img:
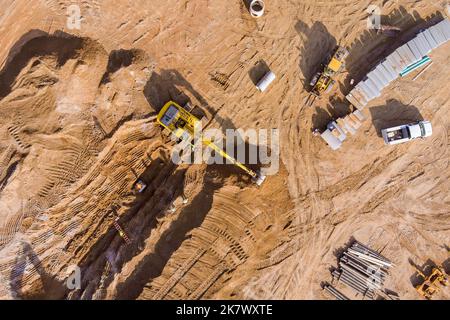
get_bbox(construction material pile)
[323,283,349,300]
[331,241,393,300]
[322,18,450,151]
[346,18,450,111]
[320,109,366,151]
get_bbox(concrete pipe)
[256,70,276,92]
[250,0,265,18]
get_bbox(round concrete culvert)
[250,0,265,18]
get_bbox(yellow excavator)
[157,101,266,186]
[414,264,448,299]
[309,46,349,98]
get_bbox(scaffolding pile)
[331,241,393,300]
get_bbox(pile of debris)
[325,241,397,300]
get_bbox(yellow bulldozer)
[309,46,349,99]
[414,264,448,299]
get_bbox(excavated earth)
[0,0,448,300]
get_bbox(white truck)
[381,121,432,145]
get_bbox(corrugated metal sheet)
[337,118,354,135]
[366,72,384,91]
[386,53,405,74]
[352,110,366,122]
[429,25,446,45]
[392,48,410,69]
[361,80,380,98]
[374,66,391,85]
[422,29,439,49]
[377,64,395,82]
[407,41,423,61]
[380,60,398,80]
[435,24,448,43]
[415,33,432,55]
[357,82,375,100]
[342,119,357,135]
[354,83,371,101]
[398,44,417,65]
[372,71,389,89]
[415,37,428,56]
[353,83,370,101]
[345,93,364,110]
[352,86,370,104]
[344,19,449,115]
[348,113,362,128]
[321,130,342,150]
[346,86,369,109]
[330,122,346,140]
[365,79,381,97]
[436,19,450,40]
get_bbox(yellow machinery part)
[328,58,343,73]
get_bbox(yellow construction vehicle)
[133,179,147,193]
[309,46,349,98]
[414,264,448,299]
[157,101,266,186]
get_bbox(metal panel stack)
[332,241,393,300]
[346,18,450,110]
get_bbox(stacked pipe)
[323,283,350,300]
[332,241,393,299]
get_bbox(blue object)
[400,56,431,77]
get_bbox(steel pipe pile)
[331,241,393,299]
[333,270,370,296]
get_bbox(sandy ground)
[0,0,449,300]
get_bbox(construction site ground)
[0,0,449,300]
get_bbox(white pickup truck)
[381,121,432,145]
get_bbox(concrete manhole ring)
[250,0,265,18]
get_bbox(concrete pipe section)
[250,0,265,18]
[256,71,276,92]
